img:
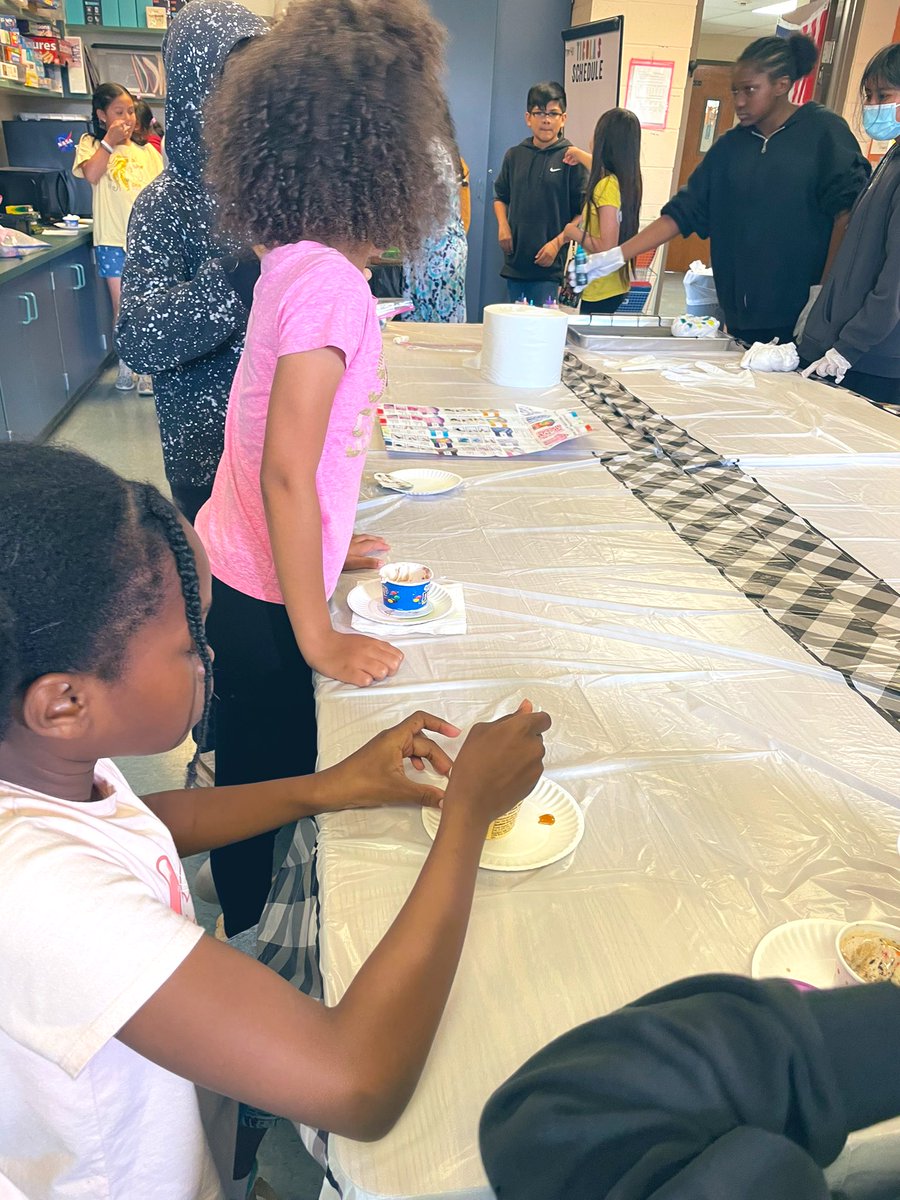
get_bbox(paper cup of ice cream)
[485,801,524,841]
[379,561,433,612]
[835,920,900,987]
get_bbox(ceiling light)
[751,1,798,13]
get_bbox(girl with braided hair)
[0,442,549,1199]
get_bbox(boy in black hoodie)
[494,81,588,305]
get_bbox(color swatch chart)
[376,403,594,457]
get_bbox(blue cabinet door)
[0,289,35,439]
[0,266,69,440]
[51,244,107,397]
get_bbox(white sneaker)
[137,374,154,395]
[115,361,135,391]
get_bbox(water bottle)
[574,243,588,289]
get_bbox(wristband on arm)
[100,139,114,154]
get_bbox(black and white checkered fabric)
[564,354,900,727]
[256,816,337,1183]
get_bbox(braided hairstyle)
[0,443,212,785]
[737,33,820,87]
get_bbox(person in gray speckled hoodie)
[117,0,268,522]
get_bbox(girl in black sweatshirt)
[573,35,870,347]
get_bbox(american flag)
[776,1,830,106]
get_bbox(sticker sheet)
[376,403,594,457]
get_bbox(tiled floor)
[50,366,324,1200]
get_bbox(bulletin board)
[624,58,675,131]
[560,16,623,151]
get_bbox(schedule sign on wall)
[561,16,623,152]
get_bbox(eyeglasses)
[528,108,564,119]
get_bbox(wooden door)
[666,63,736,275]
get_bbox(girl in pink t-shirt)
[195,0,455,937]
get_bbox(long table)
[259,326,900,1200]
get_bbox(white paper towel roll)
[480,303,569,388]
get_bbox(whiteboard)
[561,16,623,152]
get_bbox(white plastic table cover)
[294,326,900,1200]
[575,345,900,467]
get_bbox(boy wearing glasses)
[493,81,588,304]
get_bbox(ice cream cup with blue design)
[379,561,433,613]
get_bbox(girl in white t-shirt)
[0,440,549,1200]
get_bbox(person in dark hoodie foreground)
[571,35,870,346]
[493,80,588,305]
[800,44,900,407]
[116,0,268,524]
[480,974,900,1200]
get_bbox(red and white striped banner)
[776,1,829,105]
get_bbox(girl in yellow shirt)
[74,83,162,390]
[556,107,643,314]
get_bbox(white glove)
[568,246,625,292]
[801,347,851,384]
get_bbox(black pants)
[729,325,798,348]
[170,482,213,525]
[841,369,900,407]
[579,294,625,315]
[205,577,318,936]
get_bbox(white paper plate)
[53,219,90,229]
[347,578,453,625]
[751,918,845,988]
[376,469,462,496]
[421,777,584,872]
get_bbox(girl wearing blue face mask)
[800,44,900,405]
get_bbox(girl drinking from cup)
[74,83,162,391]
[0,440,549,1198]
[195,0,453,936]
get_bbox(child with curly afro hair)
[195,0,453,940]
